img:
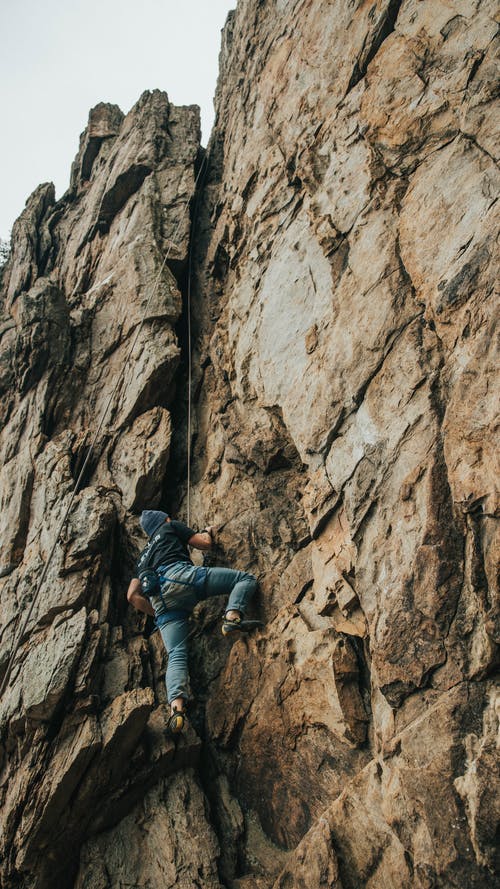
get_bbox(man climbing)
[126,510,262,736]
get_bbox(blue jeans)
[158,564,257,703]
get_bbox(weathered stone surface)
[0,1,498,887]
[274,682,499,889]
[273,816,343,889]
[13,715,102,873]
[74,772,221,889]
[3,183,55,305]
[71,102,124,186]
[0,90,215,888]
[110,406,172,509]
[183,0,498,883]
[0,608,88,729]
[0,444,34,573]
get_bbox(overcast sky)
[0,0,235,241]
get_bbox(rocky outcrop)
[0,2,498,888]
[184,0,499,885]
[0,90,210,887]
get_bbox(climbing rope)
[186,213,193,528]
[0,151,208,700]
[185,154,208,526]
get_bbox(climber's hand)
[188,528,213,551]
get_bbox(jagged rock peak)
[0,86,204,886]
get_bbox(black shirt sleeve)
[170,519,197,544]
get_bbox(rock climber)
[126,510,262,736]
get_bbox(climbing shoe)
[167,708,186,736]
[221,616,264,636]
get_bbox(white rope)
[185,152,208,527]
[0,153,208,700]
[187,222,193,528]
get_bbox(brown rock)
[0,89,214,887]
[1,1,498,887]
[74,772,221,889]
[110,406,172,509]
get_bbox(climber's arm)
[127,577,155,616]
[188,526,213,551]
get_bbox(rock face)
[187,0,499,885]
[0,2,498,888]
[0,90,210,887]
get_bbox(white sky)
[0,0,235,241]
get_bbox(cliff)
[0,2,498,888]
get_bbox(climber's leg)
[204,566,257,614]
[203,567,263,635]
[159,618,189,732]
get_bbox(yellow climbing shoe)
[167,708,186,736]
[222,616,264,636]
